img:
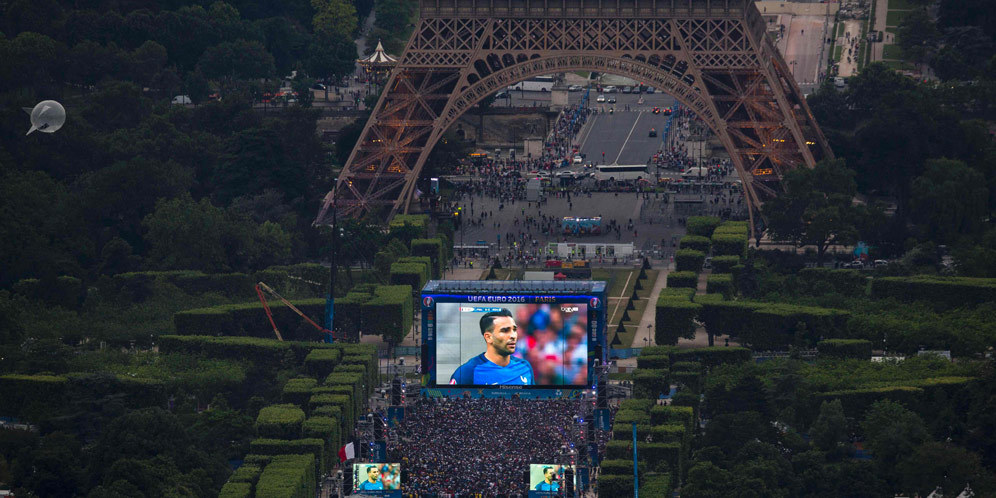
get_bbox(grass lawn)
[836,22,844,38]
[834,45,843,60]
[887,0,914,10]
[886,27,898,34]
[886,10,910,27]
[882,44,904,60]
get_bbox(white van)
[681,166,709,178]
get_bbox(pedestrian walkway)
[631,269,669,348]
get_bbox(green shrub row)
[281,378,318,408]
[649,405,694,428]
[218,481,252,498]
[254,453,317,498]
[705,273,734,298]
[173,298,327,340]
[654,293,700,345]
[686,216,721,237]
[695,296,849,350]
[606,440,681,472]
[711,255,741,273]
[158,335,340,371]
[817,339,872,359]
[303,349,342,379]
[256,404,306,439]
[249,438,325,476]
[411,238,445,279]
[633,369,670,399]
[676,249,706,273]
[666,271,698,289]
[796,268,869,297]
[12,275,83,308]
[390,257,430,291]
[678,235,712,253]
[870,276,996,309]
[711,233,747,258]
[302,416,341,459]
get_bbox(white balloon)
[24,100,66,135]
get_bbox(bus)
[596,164,648,174]
[509,75,556,92]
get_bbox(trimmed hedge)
[671,361,701,373]
[218,481,253,498]
[649,405,694,428]
[600,459,648,478]
[282,379,318,408]
[642,473,674,497]
[816,386,923,420]
[633,369,670,399]
[303,349,341,379]
[654,297,700,345]
[0,374,68,420]
[636,355,671,369]
[797,268,869,297]
[614,409,652,424]
[671,371,702,393]
[361,285,413,344]
[675,249,706,273]
[711,255,741,273]
[229,464,263,484]
[411,238,445,279]
[694,297,850,350]
[390,257,431,291]
[12,275,83,308]
[249,438,325,477]
[870,276,996,309]
[666,271,698,289]
[605,441,681,472]
[711,233,747,258]
[817,339,872,359]
[678,235,711,253]
[669,347,751,368]
[302,416,341,457]
[254,263,329,299]
[311,405,342,420]
[256,404,306,439]
[686,216,721,237]
[173,298,327,340]
[333,291,371,338]
[158,335,340,370]
[619,399,656,412]
[255,453,316,498]
[599,474,636,496]
[705,273,734,298]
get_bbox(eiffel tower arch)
[315,0,833,229]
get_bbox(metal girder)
[314,0,833,228]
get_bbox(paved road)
[777,15,828,86]
[577,109,673,166]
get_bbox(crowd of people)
[391,398,594,497]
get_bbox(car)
[652,106,661,114]
[622,86,632,93]
[495,90,510,99]
[645,87,655,94]
[844,261,864,269]
[171,95,192,105]
[311,83,326,90]
[573,155,583,164]
[649,128,657,137]
[567,85,582,91]
[604,85,618,93]
[607,97,617,103]
[596,94,606,102]
[873,259,889,268]
[663,107,672,115]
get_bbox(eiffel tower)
[315,0,832,228]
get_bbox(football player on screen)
[357,465,383,491]
[534,467,561,492]
[450,309,535,385]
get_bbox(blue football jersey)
[358,480,383,490]
[534,481,560,491]
[450,353,535,385]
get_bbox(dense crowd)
[391,398,594,497]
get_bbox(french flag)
[337,441,355,462]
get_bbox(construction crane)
[255,282,336,342]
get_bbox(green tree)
[142,194,233,271]
[861,400,928,472]
[911,158,988,243]
[311,0,358,40]
[896,8,939,65]
[762,159,859,263]
[307,31,358,87]
[197,39,275,82]
[897,442,996,496]
[809,399,848,457]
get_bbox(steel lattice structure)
[315,0,832,227]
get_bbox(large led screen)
[352,463,401,492]
[434,302,589,387]
[528,464,574,495]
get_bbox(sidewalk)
[631,269,669,348]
